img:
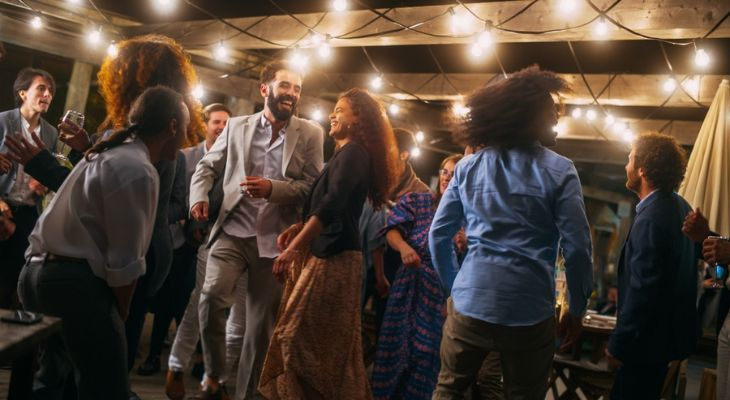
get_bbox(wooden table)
[0,309,61,400]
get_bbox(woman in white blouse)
[17,86,188,400]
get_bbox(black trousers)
[0,204,38,308]
[611,361,668,400]
[18,259,129,400]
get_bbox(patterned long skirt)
[370,261,446,399]
[258,250,372,400]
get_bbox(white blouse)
[26,138,159,287]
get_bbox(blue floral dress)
[371,192,445,399]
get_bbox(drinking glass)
[709,236,729,288]
[56,110,84,168]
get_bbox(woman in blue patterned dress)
[371,154,463,399]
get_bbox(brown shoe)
[165,369,185,400]
[188,385,226,400]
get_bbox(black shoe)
[191,361,205,381]
[137,356,161,376]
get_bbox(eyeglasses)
[439,168,454,179]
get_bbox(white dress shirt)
[6,117,40,206]
[223,115,286,243]
[26,138,159,287]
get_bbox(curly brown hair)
[632,132,687,192]
[97,34,204,147]
[454,65,569,148]
[339,88,399,209]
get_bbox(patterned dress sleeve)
[384,192,417,238]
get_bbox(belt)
[46,253,87,264]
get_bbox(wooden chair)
[661,359,687,400]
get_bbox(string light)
[553,121,567,136]
[586,108,597,121]
[453,102,470,118]
[107,43,118,58]
[388,103,400,116]
[410,147,421,158]
[214,41,229,60]
[370,75,383,90]
[662,78,677,92]
[332,0,347,12]
[469,43,485,58]
[694,48,710,68]
[605,113,615,125]
[415,131,425,143]
[318,40,331,59]
[87,27,102,46]
[309,31,324,46]
[477,21,494,48]
[558,0,577,15]
[289,48,309,72]
[594,17,608,37]
[30,15,43,30]
[312,108,323,121]
[571,107,582,119]
[621,124,635,143]
[192,84,204,101]
[153,0,177,14]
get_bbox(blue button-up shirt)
[429,145,593,326]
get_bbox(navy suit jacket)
[608,190,699,364]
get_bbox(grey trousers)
[18,259,129,400]
[433,299,554,400]
[199,232,281,400]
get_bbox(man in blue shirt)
[429,66,593,399]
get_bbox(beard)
[625,171,641,193]
[267,87,297,122]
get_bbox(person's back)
[450,144,590,326]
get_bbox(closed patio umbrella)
[679,79,730,236]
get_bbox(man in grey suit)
[0,67,58,308]
[189,60,324,400]
[166,103,247,399]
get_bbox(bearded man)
[188,60,323,399]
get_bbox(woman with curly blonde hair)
[259,88,399,399]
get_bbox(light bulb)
[469,43,485,58]
[289,49,309,72]
[370,75,383,90]
[571,108,582,119]
[107,43,118,58]
[559,0,577,14]
[594,17,608,37]
[694,49,710,68]
[410,147,421,158]
[453,103,470,118]
[586,108,597,121]
[88,27,102,46]
[663,78,677,93]
[333,0,347,12]
[389,103,400,116]
[153,0,176,13]
[683,77,700,96]
[30,15,42,29]
[605,114,615,125]
[477,30,493,49]
[318,42,331,59]
[312,108,323,121]
[415,131,425,143]
[192,84,204,101]
[214,42,229,60]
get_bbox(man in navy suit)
[607,132,699,399]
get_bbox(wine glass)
[56,110,84,168]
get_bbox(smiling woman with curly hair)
[259,88,399,399]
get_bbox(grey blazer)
[0,108,59,198]
[189,112,324,257]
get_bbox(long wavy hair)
[85,86,184,160]
[339,88,399,209]
[454,65,570,148]
[97,34,204,147]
